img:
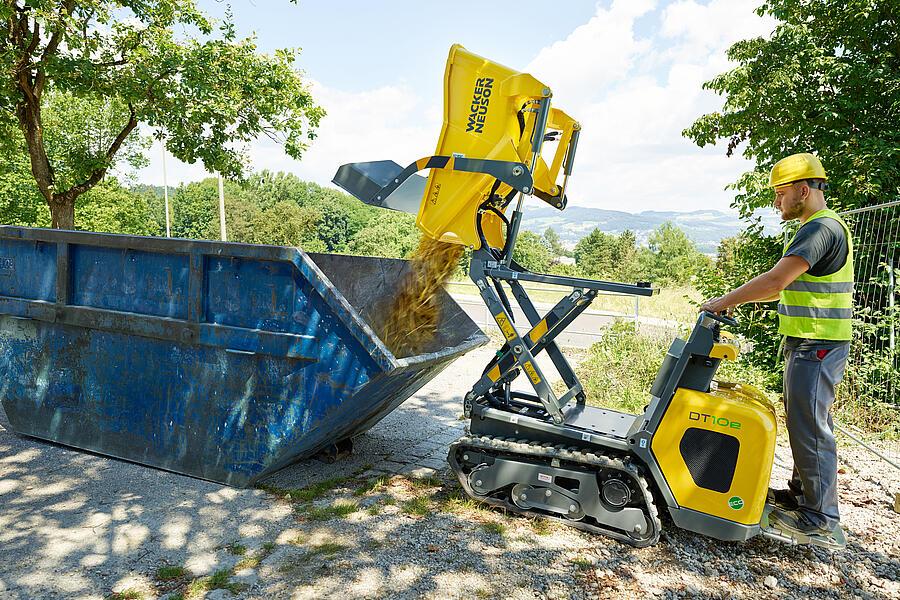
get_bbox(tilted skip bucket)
[0,226,487,486]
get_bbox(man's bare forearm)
[720,272,784,307]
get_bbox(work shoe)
[768,508,846,550]
[767,487,800,510]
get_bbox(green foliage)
[574,229,642,281]
[347,211,420,259]
[578,321,669,414]
[167,177,325,250]
[0,152,49,226]
[574,224,704,285]
[0,1,323,226]
[695,223,784,389]
[684,0,900,402]
[512,231,553,272]
[76,179,158,235]
[683,0,900,216]
[41,92,150,192]
[244,172,372,251]
[645,222,711,286]
[542,227,569,257]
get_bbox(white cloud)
[521,0,777,213]
[138,0,779,216]
[526,0,656,109]
[287,81,438,184]
[139,80,439,190]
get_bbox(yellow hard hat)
[769,153,827,188]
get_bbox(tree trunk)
[50,199,75,230]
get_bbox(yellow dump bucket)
[419,45,578,250]
[333,44,579,251]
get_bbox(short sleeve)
[784,221,834,270]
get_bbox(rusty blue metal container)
[0,226,486,486]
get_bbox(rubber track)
[449,434,662,547]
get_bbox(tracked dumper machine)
[334,45,831,548]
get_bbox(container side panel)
[204,256,301,333]
[0,239,56,302]
[0,315,376,486]
[70,245,190,319]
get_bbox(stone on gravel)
[764,575,778,589]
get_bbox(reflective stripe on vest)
[777,208,854,340]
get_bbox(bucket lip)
[395,328,489,369]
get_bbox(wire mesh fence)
[836,201,900,465]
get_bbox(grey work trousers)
[782,339,850,530]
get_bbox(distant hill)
[520,204,781,254]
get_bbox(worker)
[700,153,852,549]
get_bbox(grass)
[481,521,507,536]
[184,569,245,599]
[530,517,553,536]
[106,591,144,600]
[571,557,595,571]
[576,321,670,414]
[305,499,358,521]
[306,542,349,558]
[353,475,389,497]
[401,496,431,517]
[154,540,279,600]
[155,565,187,581]
[278,541,348,575]
[258,476,352,503]
[409,475,443,489]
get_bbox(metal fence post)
[633,296,640,331]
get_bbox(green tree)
[574,228,643,281]
[0,150,48,226]
[683,0,900,397]
[645,222,708,285]
[1,1,323,228]
[513,231,553,272]
[683,0,900,216]
[169,178,222,240]
[574,229,618,278]
[75,178,157,235]
[244,172,373,251]
[695,223,784,388]
[347,211,420,259]
[247,201,324,251]
[542,227,569,257]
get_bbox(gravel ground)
[0,345,898,600]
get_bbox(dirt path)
[0,345,898,599]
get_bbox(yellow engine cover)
[651,383,777,525]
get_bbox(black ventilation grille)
[679,427,739,493]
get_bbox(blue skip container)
[0,226,486,486]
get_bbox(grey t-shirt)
[784,217,849,277]
[783,216,851,348]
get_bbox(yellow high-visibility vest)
[778,208,854,340]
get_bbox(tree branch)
[56,103,138,203]
[35,0,75,96]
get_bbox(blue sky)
[140,0,778,214]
